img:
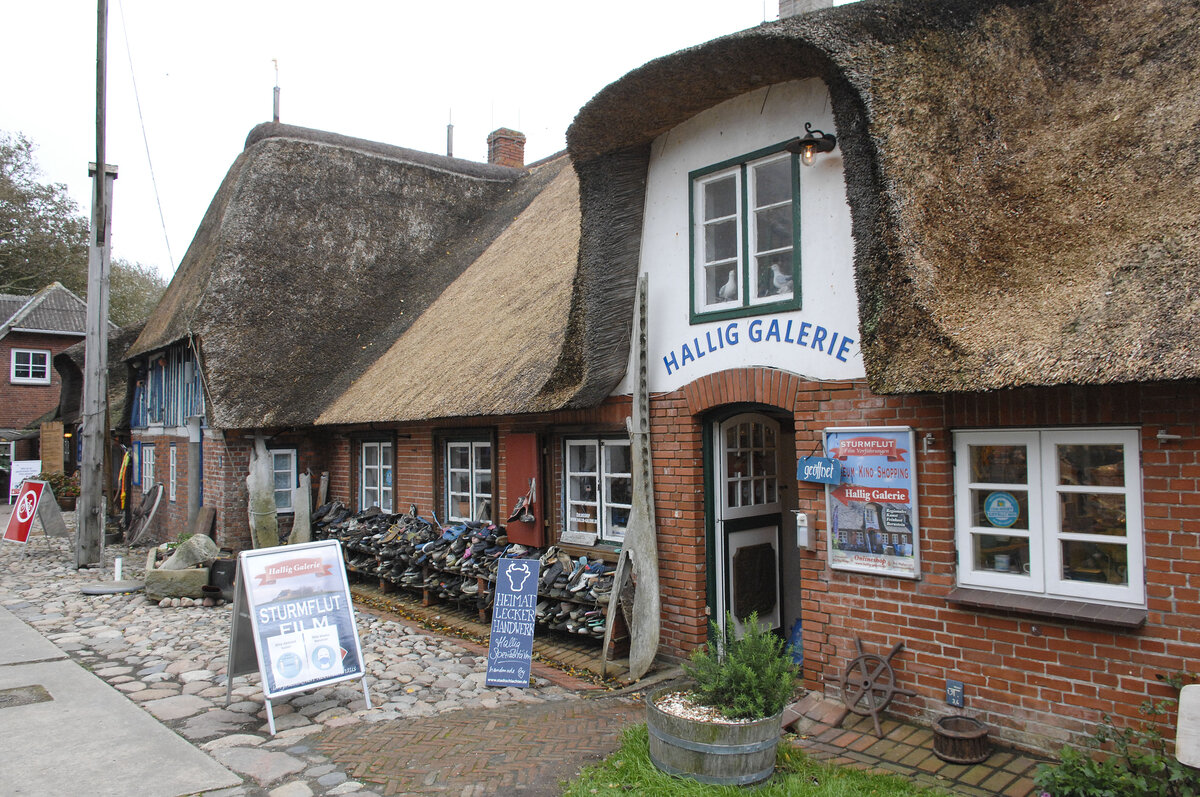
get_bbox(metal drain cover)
[0,685,52,710]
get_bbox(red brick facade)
[0,331,83,429]
[650,368,1198,753]
[143,364,1196,754]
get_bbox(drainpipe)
[186,415,202,532]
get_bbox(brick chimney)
[487,128,526,168]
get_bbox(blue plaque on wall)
[485,558,541,688]
[797,456,842,485]
[946,679,965,707]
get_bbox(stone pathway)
[316,696,641,796]
[0,528,594,796]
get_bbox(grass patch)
[562,724,939,796]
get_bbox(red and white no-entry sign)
[4,480,46,544]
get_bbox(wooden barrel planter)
[646,686,782,786]
[932,715,991,764]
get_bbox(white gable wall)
[614,79,863,396]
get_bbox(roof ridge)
[0,282,91,340]
[244,122,528,182]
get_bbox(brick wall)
[186,372,1197,754]
[0,331,83,428]
[663,367,1200,754]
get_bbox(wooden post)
[77,0,112,568]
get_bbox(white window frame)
[168,445,178,502]
[445,440,492,523]
[564,438,632,543]
[271,448,297,514]
[953,427,1143,607]
[719,414,781,521]
[10,348,51,385]
[360,441,393,513]
[141,444,156,488]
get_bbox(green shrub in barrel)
[648,612,799,785]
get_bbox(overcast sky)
[3,1,785,280]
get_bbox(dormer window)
[691,144,801,322]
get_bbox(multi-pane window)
[565,439,632,543]
[445,441,492,522]
[723,419,779,513]
[10,349,50,384]
[692,147,799,320]
[271,449,297,513]
[954,428,1143,606]
[142,444,156,487]
[360,441,393,513]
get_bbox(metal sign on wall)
[797,455,842,485]
[824,427,921,579]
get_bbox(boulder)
[146,563,211,601]
[161,534,219,570]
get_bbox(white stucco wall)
[615,79,863,396]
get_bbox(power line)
[116,0,175,272]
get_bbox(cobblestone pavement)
[1,526,631,797]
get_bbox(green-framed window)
[690,142,801,323]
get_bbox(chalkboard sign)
[486,558,540,688]
[230,540,366,700]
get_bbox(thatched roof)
[127,123,572,429]
[568,0,1200,393]
[317,161,582,424]
[55,323,143,431]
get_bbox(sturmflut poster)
[824,427,921,579]
[239,540,365,698]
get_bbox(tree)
[110,257,166,326]
[0,130,166,325]
[0,132,89,295]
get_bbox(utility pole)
[77,0,112,568]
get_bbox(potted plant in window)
[35,471,80,511]
[647,611,799,786]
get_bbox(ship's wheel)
[828,637,916,736]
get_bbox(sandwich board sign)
[486,557,540,687]
[3,480,70,547]
[8,459,40,503]
[224,539,370,733]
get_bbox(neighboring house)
[128,0,1199,756]
[0,282,98,485]
[54,323,143,517]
